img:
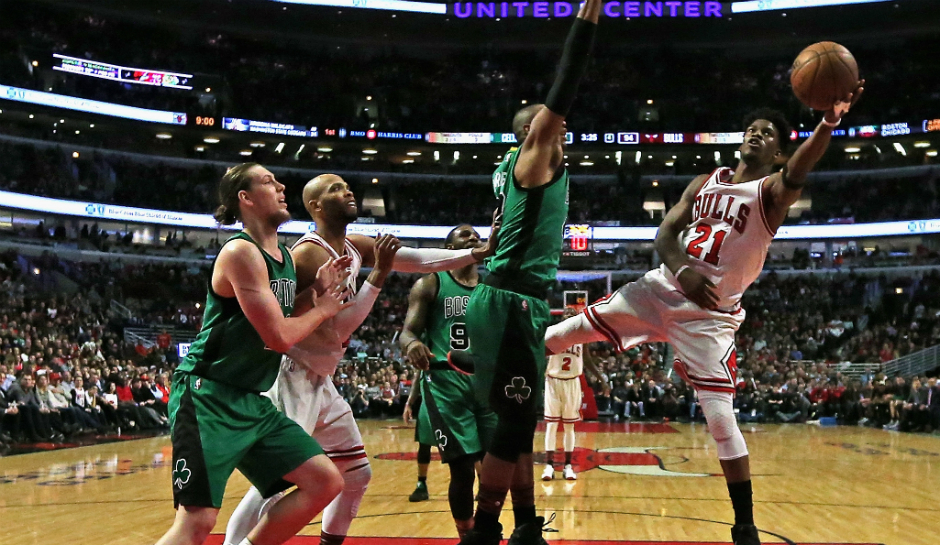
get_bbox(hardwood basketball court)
[0,420,932,545]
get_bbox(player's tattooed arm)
[399,274,440,371]
[655,175,719,310]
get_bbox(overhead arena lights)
[730,0,892,14]
[270,0,446,14]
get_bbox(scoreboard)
[564,224,593,254]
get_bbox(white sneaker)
[563,464,577,480]
[541,464,554,481]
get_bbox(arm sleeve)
[545,18,598,117]
[393,247,477,274]
[331,281,382,340]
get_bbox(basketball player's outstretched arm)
[347,209,501,273]
[215,239,349,353]
[399,274,440,371]
[514,0,601,188]
[764,80,865,218]
[654,175,719,310]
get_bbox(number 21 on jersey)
[686,224,727,266]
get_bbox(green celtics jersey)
[179,232,296,392]
[423,272,474,362]
[487,145,569,290]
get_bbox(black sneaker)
[408,483,429,502]
[731,524,761,545]
[456,524,502,545]
[507,516,551,545]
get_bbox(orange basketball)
[790,42,859,111]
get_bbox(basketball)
[790,41,859,111]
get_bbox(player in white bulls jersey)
[225,174,500,545]
[542,308,600,482]
[545,83,863,545]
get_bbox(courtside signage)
[2,190,938,241]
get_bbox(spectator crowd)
[4,246,940,455]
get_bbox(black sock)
[546,450,554,465]
[564,451,572,465]
[513,505,537,528]
[320,531,346,545]
[727,480,754,526]
[474,509,501,534]
[418,476,427,483]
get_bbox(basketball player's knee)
[699,390,748,460]
[296,456,345,498]
[183,507,218,540]
[488,416,537,462]
[340,459,372,492]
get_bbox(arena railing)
[883,344,940,378]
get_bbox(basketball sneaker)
[456,523,502,545]
[541,464,554,481]
[563,464,577,480]
[409,481,429,502]
[731,524,761,545]
[507,516,551,545]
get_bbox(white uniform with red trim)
[582,168,774,393]
[265,231,366,463]
[544,344,584,423]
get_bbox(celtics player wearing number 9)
[399,224,497,539]
[157,163,351,545]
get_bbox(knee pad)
[322,459,371,536]
[337,458,372,491]
[488,416,537,462]
[698,390,748,460]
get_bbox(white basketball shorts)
[265,357,366,463]
[544,375,583,423]
[583,270,744,394]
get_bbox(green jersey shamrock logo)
[173,459,192,489]
[505,377,531,404]
[435,429,448,451]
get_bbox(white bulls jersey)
[660,167,775,310]
[547,343,584,380]
[285,232,363,376]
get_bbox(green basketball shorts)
[467,283,551,419]
[168,372,324,508]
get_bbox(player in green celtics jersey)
[400,224,497,539]
[157,163,351,545]
[462,1,602,544]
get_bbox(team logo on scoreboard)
[564,224,593,252]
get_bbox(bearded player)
[546,84,863,545]
[225,174,500,545]
[541,307,601,482]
